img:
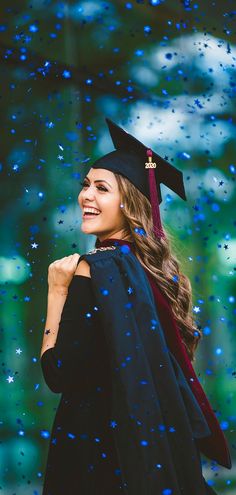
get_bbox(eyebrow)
[84,176,112,188]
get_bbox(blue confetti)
[120,244,130,254]
[67,432,76,439]
[135,49,144,57]
[220,421,229,430]
[40,430,50,439]
[100,288,109,296]
[178,151,191,160]
[140,440,148,446]
[211,203,220,212]
[62,70,71,79]
[203,326,211,335]
[110,420,117,429]
[29,24,38,32]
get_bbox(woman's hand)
[48,254,80,295]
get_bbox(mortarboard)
[91,118,187,239]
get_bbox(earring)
[120,203,124,208]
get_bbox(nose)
[79,184,96,204]
[83,184,96,199]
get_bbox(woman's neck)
[95,237,134,248]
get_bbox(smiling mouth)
[83,213,101,219]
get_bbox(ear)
[74,259,91,278]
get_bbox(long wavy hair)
[111,172,202,363]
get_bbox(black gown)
[40,243,223,494]
[41,275,125,494]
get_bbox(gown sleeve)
[40,275,98,394]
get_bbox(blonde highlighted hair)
[113,172,202,363]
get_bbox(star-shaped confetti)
[7,376,14,383]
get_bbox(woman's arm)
[40,259,91,359]
[40,260,92,393]
[40,288,68,359]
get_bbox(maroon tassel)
[146,149,165,239]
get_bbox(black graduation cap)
[91,118,187,239]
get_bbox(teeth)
[83,207,100,215]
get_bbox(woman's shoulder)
[74,259,91,278]
[73,245,120,278]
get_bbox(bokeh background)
[0,0,235,493]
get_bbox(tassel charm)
[146,149,165,239]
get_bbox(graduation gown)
[41,275,125,494]
[41,238,231,494]
[77,238,231,494]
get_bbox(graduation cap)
[91,118,187,239]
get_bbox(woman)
[40,119,231,494]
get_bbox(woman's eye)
[97,186,107,191]
[80,181,88,188]
[80,181,107,192]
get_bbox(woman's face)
[78,168,126,242]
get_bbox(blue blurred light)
[62,70,71,79]
[120,245,130,254]
[211,203,220,212]
[165,194,173,203]
[135,49,144,56]
[67,432,76,439]
[220,420,229,430]
[40,430,50,439]
[203,326,211,335]
[29,24,38,32]
[140,440,148,446]
[178,151,191,160]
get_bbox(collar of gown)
[95,237,135,252]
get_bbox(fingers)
[49,254,80,268]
